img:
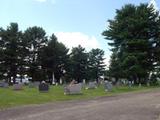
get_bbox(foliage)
[102,3,160,84]
[0,23,106,84]
[69,45,88,83]
[0,23,23,84]
[40,34,69,84]
[87,48,106,82]
[23,26,47,81]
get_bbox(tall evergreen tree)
[0,27,7,81]
[40,34,69,84]
[23,26,47,81]
[102,3,160,84]
[69,45,88,83]
[0,23,22,84]
[108,50,123,83]
[88,48,106,83]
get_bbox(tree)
[0,28,7,81]
[108,50,123,83]
[17,32,30,82]
[102,3,160,84]
[88,48,106,83]
[0,23,23,84]
[69,45,88,83]
[23,26,47,81]
[40,34,69,84]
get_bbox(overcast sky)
[0,0,159,66]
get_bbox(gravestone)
[0,82,9,88]
[0,81,5,87]
[116,80,123,87]
[39,82,49,92]
[33,81,40,87]
[13,84,23,90]
[79,82,85,88]
[147,82,150,87]
[28,82,35,88]
[104,81,113,92]
[0,82,3,87]
[64,83,82,95]
[60,78,63,85]
[128,81,132,88]
[86,81,97,89]
[3,83,9,88]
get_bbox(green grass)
[0,85,159,109]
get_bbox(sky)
[0,0,159,67]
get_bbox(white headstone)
[60,78,63,84]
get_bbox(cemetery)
[0,0,160,119]
[0,80,158,109]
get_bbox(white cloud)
[55,32,110,68]
[55,32,100,51]
[104,56,110,68]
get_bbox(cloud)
[55,32,100,51]
[55,32,110,67]
[104,56,110,68]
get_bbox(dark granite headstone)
[39,83,49,92]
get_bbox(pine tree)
[102,3,160,84]
[69,45,88,83]
[0,23,22,84]
[40,34,69,84]
[88,48,106,83]
[23,26,47,81]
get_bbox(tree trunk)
[20,75,23,83]
[138,76,141,84]
[115,77,119,84]
[133,74,138,85]
[13,75,16,84]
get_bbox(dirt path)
[0,90,160,120]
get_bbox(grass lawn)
[0,85,159,109]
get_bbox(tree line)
[102,3,160,85]
[0,23,106,84]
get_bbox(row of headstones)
[62,80,135,94]
[64,81,113,95]
[0,80,134,94]
[0,81,112,92]
[0,81,49,92]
